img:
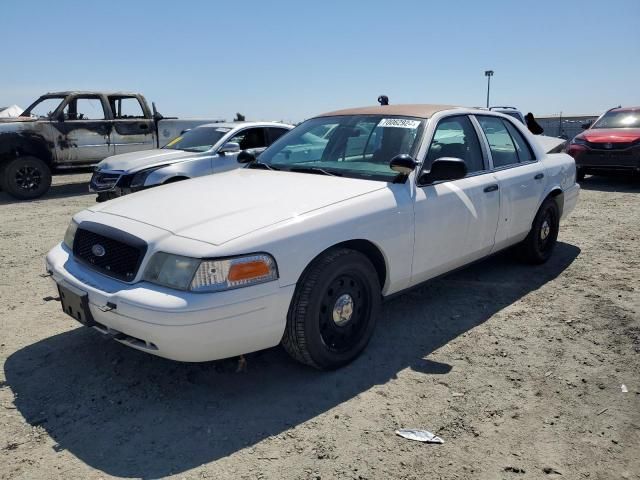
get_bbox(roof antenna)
[378,95,389,106]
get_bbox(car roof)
[194,121,293,129]
[41,91,140,97]
[316,104,460,119]
[610,106,640,112]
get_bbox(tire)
[282,248,381,370]
[576,168,586,182]
[1,156,52,200]
[519,197,560,264]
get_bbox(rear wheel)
[519,197,560,264]
[282,248,381,370]
[1,156,52,199]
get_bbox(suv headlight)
[63,220,79,250]
[143,252,278,292]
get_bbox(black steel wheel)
[519,197,560,264]
[282,248,381,369]
[1,156,52,200]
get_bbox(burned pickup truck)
[0,91,220,199]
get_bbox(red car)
[567,106,640,180]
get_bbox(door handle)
[534,173,544,180]
[484,184,499,193]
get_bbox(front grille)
[586,141,636,150]
[73,224,146,281]
[90,171,122,191]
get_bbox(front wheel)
[519,197,560,264]
[282,248,381,370]
[1,156,52,200]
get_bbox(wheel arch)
[0,132,53,167]
[301,239,388,291]
[547,188,564,218]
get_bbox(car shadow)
[580,174,640,193]
[0,181,92,205]
[4,242,579,478]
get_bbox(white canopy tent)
[0,105,23,118]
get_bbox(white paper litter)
[395,429,444,444]
[621,384,628,393]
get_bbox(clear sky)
[2,0,638,123]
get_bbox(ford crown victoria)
[45,104,580,369]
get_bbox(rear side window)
[477,116,519,168]
[503,121,535,162]
[267,127,290,145]
[425,115,485,174]
[63,97,105,120]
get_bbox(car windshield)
[163,126,231,152]
[258,115,425,181]
[592,111,640,129]
[22,96,65,118]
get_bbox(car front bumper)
[573,145,640,173]
[45,243,295,362]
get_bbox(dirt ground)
[0,173,638,480]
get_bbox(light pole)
[484,70,494,108]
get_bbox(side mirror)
[389,154,417,175]
[237,150,256,164]
[581,122,592,130]
[419,157,467,184]
[218,142,241,155]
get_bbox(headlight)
[570,137,587,146]
[130,165,166,189]
[63,220,78,250]
[143,252,278,292]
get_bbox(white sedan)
[89,121,293,201]
[46,104,579,369]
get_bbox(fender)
[0,130,54,165]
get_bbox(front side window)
[592,111,640,129]
[109,96,145,119]
[267,127,290,144]
[424,115,485,174]
[163,126,230,152]
[477,116,519,168]
[258,115,425,181]
[63,97,105,121]
[228,128,268,150]
[22,96,65,118]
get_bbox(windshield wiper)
[289,166,341,177]
[247,161,278,171]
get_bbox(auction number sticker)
[378,118,421,129]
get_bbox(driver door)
[411,115,500,285]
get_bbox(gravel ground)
[0,173,638,480]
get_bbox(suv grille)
[73,224,147,281]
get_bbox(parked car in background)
[46,104,579,369]
[489,106,525,124]
[89,121,293,201]
[566,106,640,180]
[0,91,221,199]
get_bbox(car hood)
[97,149,207,172]
[578,128,640,143]
[88,168,387,245]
